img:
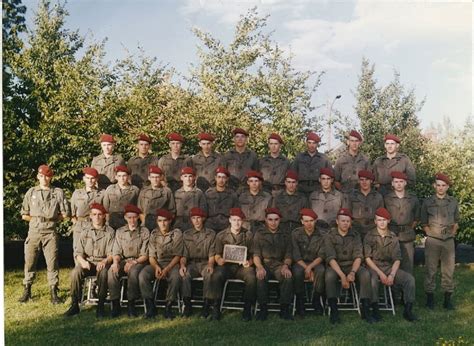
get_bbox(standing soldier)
[138,165,176,232]
[421,173,459,310]
[253,208,294,321]
[345,170,384,240]
[309,167,344,235]
[334,130,370,193]
[180,208,218,318]
[213,208,256,321]
[139,209,183,319]
[292,132,332,198]
[64,203,114,317]
[174,167,207,231]
[373,134,416,195]
[384,171,420,274]
[191,133,221,192]
[158,132,192,193]
[324,208,373,324]
[127,134,159,189]
[205,167,240,233]
[102,166,139,230]
[364,208,418,322]
[273,170,309,234]
[19,165,69,304]
[259,133,291,197]
[91,133,126,190]
[70,167,103,250]
[108,204,149,318]
[221,128,259,193]
[238,170,273,233]
[292,208,325,317]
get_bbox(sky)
[21,0,473,136]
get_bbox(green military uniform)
[139,228,183,303]
[253,227,293,305]
[158,154,192,193]
[174,187,207,231]
[345,189,384,239]
[127,155,159,188]
[334,151,371,193]
[70,187,103,249]
[102,184,139,230]
[91,153,126,190]
[191,152,222,192]
[238,190,273,233]
[273,190,309,234]
[309,188,344,234]
[259,154,291,197]
[137,185,176,231]
[291,151,332,197]
[372,153,416,195]
[384,191,420,274]
[205,187,239,232]
[108,225,150,301]
[421,195,459,293]
[21,186,69,287]
[221,149,259,193]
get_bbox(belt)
[32,216,54,222]
[76,216,89,221]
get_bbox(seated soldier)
[292,208,325,317]
[179,208,218,318]
[213,208,256,321]
[364,208,417,322]
[108,204,149,318]
[139,209,183,319]
[253,208,294,321]
[324,208,374,324]
[64,203,114,317]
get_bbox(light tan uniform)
[91,154,126,190]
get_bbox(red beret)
[265,207,282,218]
[156,209,174,220]
[190,207,207,218]
[82,167,99,178]
[115,165,130,174]
[38,165,54,177]
[268,133,284,144]
[375,207,391,220]
[320,167,335,178]
[232,128,249,136]
[124,204,142,215]
[246,170,263,181]
[148,165,163,175]
[384,134,401,143]
[348,130,362,141]
[90,203,107,214]
[181,167,195,176]
[337,208,353,219]
[300,208,318,220]
[215,166,230,176]
[285,170,299,181]
[306,132,321,142]
[167,132,184,142]
[198,133,215,142]
[229,208,246,219]
[435,172,451,185]
[391,171,408,181]
[137,133,152,143]
[99,133,115,143]
[358,170,375,181]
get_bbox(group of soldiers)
[19,129,459,324]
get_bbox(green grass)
[4,267,474,345]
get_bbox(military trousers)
[107,261,145,301]
[293,262,325,296]
[399,241,415,274]
[139,264,181,302]
[181,261,220,300]
[325,265,371,300]
[212,264,257,302]
[256,263,294,305]
[424,236,455,293]
[23,230,59,287]
[368,266,415,304]
[70,263,109,301]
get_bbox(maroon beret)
[190,207,207,218]
[246,170,263,181]
[285,170,299,181]
[268,133,284,144]
[375,207,391,220]
[156,209,174,220]
[306,132,321,142]
[320,167,335,178]
[232,128,249,136]
[83,167,99,178]
[358,170,375,181]
[337,208,353,219]
[148,165,163,175]
[137,133,152,143]
[300,208,318,220]
[181,167,195,176]
[198,132,215,142]
[115,165,130,174]
[38,165,54,177]
[435,172,451,185]
[215,166,230,177]
[167,132,184,142]
[99,133,115,143]
[90,203,107,214]
[265,207,282,218]
[384,134,401,143]
[348,130,362,141]
[391,171,408,181]
[229,208,246,219]
[124,204,142,215]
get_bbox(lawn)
[4,266,473,345]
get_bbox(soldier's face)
[101,142,114,156]
[375,216,389,230]
[358,177,372,191]
[199,140,213,154]
[384,140,399,155]
[301,216,316,231]
[234,134,247,148]
[392,178,407,192]
[83,174,97,188]
[434,180,449,196]
[116,172,129,185]
[157,216,171,232]
[181,173,195,187]
[148,173,162,187]
[285,178,298,194]
[247,177,261,192]
[90,209,106,227]
[229,216,243,230]
[268,139,281,155]
[266,214,281,231]
[215,173,228,188]
[319,175,333,190]
[347,136,361,152]
[336,215,352,232]
[169,140,182,154]
[125,212,139,228]
[137,140,150,155]
[306,140,318,153]
[37,173,52,187]
[191,215,204,229]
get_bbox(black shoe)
[96,300,105,318]
[361,299,375,324]
[111,299,121,318]
[403,303,418,322]
[164,301,175,320]
[371,302,383,322]
[200,299,210,319]
[295,297,305,317]
[144,299,157,319]
[425,292,435,310]
[210,301,221,321]
[19,284,32,303]
[50,286,61,305]
[64,301,80,317]
[182,298,193,317]
[241,302,252,322]
[256,304,268,321]
[312,293,324,316]
[328,298,341,325]
[128,300,138,318]
[443,292,454,310]
[280,304,294,320]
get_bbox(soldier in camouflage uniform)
[259,133,290,197]
[191,133,222,192]
[127,134,159,188]
[91,134,126,190]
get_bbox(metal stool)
[119,276,145,309]
[81,276,99,306]
[328,282,360,315]
[377,283,396,315]
[178,277,205,312]
[303,280,326,315]
[153,279,182,312]
[220,279,246,312]
[254,279,296,316]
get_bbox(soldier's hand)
[256,267,266,280]
[281,265,292,279]
[347,272,355,283]
[155,267,163,279]
[386,274,394,286]
[379,273,388,285]
[217,258,225,266]
[206,265,214,274]
[179,266,187,277]
[81,261,91,270]
[96,261,106,272]
[243,260,250,268]
[111,263,119,273]
[124,261,135,273]
[161,267,169,279]
[341,276,350,289]
[304,267,313,280]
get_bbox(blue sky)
[22,0,472,134]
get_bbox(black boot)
[295,295,305,317]
[64,299,80,317]
[312,293,324,316]
[128,300,138,317]
[425,292,435,310]
[182,298,193,317]
[256,304,268,321]
[144,298,156,319]
[50,286,61,305]
[360,299,375,323]
[241,301,252,322]
[210,300,221,321]
[200,299,210,319]
[111,299,121,318]
[403,303,418,322]
[371,302,383,322]
[328,298,340,325]
[280,304,294,320]
[19,284,32,303]
[164,301,175,320]
[96,299,105,318]
[443,292,455,310]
